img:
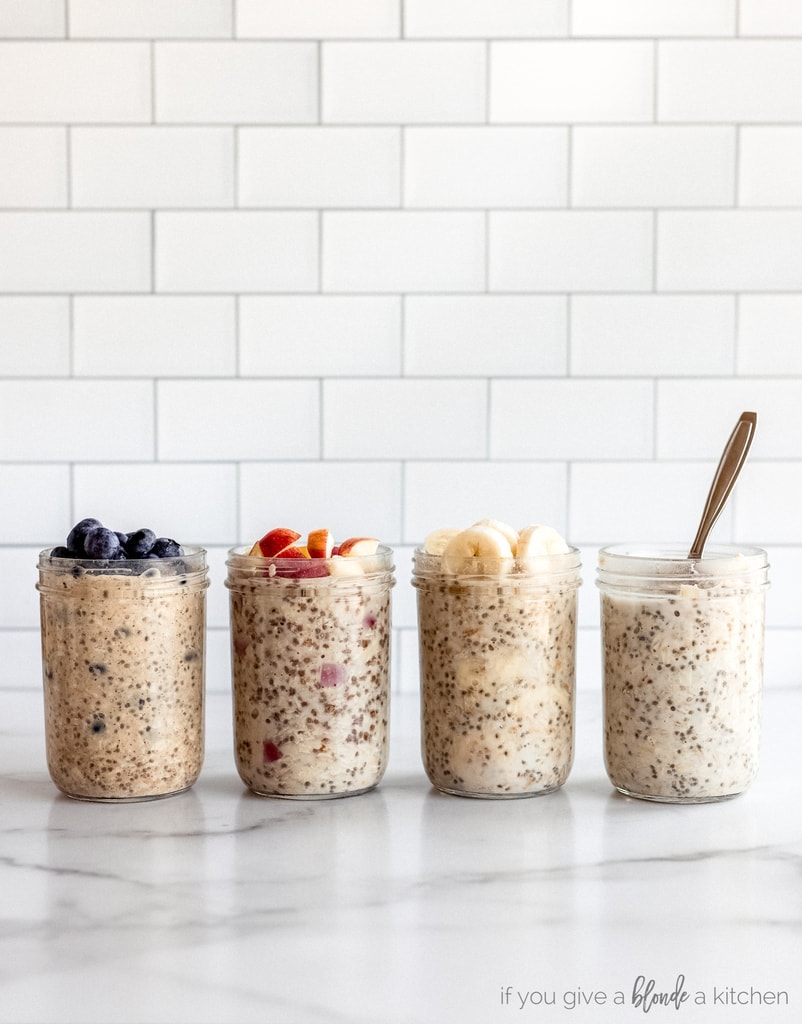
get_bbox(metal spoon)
[688,410,757,560]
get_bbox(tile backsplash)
[2,0,801,694]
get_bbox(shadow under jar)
[413,548,582,798]
[37,548,209,802]
[597,545,770,804]
[226,546,395,799]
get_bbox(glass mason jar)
[413,548,582,798]
[37,547,209,802]
[226,546,395,798]
[597,544,770,804]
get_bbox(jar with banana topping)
[413,520,582,798]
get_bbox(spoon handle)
[688,411,757,560]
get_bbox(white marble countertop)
[1,686,800,1024]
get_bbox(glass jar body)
[413,549,581,798]
[226,547,395,799]
[597,545,769,804]
[37,548,209,802]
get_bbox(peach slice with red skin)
[337,537,380,557]
[307,528,334,559]
[252,527,301,557]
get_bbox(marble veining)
[0,688,800,1024]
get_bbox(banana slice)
[471,517,518,555]
[516,524,570,558]
[442,524,514,574]
[423,526,462,556]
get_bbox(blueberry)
[66,518,102,555]
[50,546,75,559]
[151,537,184,558]
[83,526,122,560]
[115,531,129,547]
[125,528,156,558]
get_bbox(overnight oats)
[598,545,769,803]
[413,519,582,798]
[226,527,395,798]
[38,519,209,802]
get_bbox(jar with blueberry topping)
[37,541,209,801]
[597,544,769,803]
[226,545,395,798]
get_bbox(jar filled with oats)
[597,544,769,803]
[226,540,395,798]
[413,520,581,798]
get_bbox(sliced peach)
[307,528,334,559]
[337,537,379,557]
[277,545,310,559]
[254,527,301,557]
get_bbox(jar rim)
[37,545,208,580]
[598,542,767,572]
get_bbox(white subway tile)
[740,128,802,207]
[239,296,401,376]
[203,546,232,629]
[572,0,735,36]
[72,127,234,208]
[658,212,802,291]
[760,547,802,628]
[156,212,318,293]
[0,381,153,461]
[0,298,69,376]
[405,127,567,209]
[490,212,652,292]
[0,1,64,37]
[73,297,236,377]
[157,380,319,460]
[322,42,485,124]
[0,548,41,629]
[237,0,398,38]
[571,462,730,544]
[739,297,802,375]
[239,127,400,208]
[735,464,802,545]
[323,212,484,293]
[0,632,42,691]
[396,628,420,694]
[490,41,653,123]
[405,296,566,376]
[0,466,70,543]
[69,0,232,37]
[0,127,66,207]
[490,380,654,459]
[571,296,734,376]
[73,463,237,545]
[405,0,567,38]
[764,630,802,689]
[239,462,402,544]
[572,127,735,208]
[155,42,316,122]
[0,213,150,293]
[659,41,802,121]
[0,42,149,122]
[403,461,568,544]
[323,379,487,458]
[740,1,802,36]
[657,380,802,459]
[390,544,417,629]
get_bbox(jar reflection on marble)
[226,546,395,799]
[597,545,769,804]
[37,548,209,802]
[413,548,582,798]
